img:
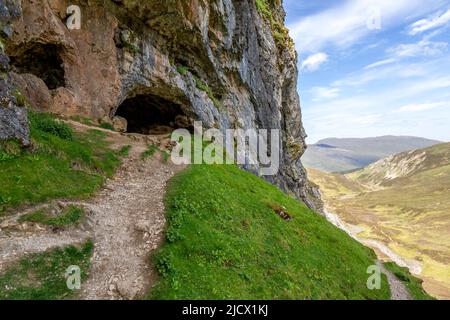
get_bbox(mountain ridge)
[302,135,441,173]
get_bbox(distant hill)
[308,142,450,299]
[302,136,441,173]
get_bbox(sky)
[284,0,450,144]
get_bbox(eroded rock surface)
[0,0,30,146]
[5,0,320,208]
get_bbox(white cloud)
[288,0,446,52]
[361,39,447,74]
[332,62,427,87]
[395,102,446,113]
[364,58,397,70]
[310,87,340,101]
[388,40,448,57]
[408,9,450,35]
[301,52,328,71]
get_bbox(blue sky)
[284,0,450,143]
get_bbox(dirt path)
[80,150,184,299]
[0,124,184,299]
[377,261,412,300]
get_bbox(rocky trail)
[0,124,184,299]
[377,262,412,300]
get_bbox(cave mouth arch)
[10,43,66,90]
[115,93,192,135]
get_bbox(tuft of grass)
[70,115,95,127]
[12,89,28,107]
[161,150,170,162]
[19,205,85,226]
[383,262,435,300]
[99,122,115,131]
[193,76,221,109]
[149,164,390,300]
[117,145,132,157]
[176,65,189,75]
[123,42,140,54]
[0,241,93,300]
[0,112,121,214]
[141,144,159,160]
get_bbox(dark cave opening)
[10,43,66,90]
[115,94,191,134]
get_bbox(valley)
[308,142,450,299]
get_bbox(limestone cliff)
[1,0,321,209]
[0,0,29,146]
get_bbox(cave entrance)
[10,43,66,90]
[115,93,191,135]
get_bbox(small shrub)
[155,253,175,278]
[30,113,73,141]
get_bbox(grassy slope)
[151,164,390,300]
[0,241,93,300]
[308,143,450,299]
[0,112,121,214]
[0,112,124,300]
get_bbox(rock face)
[0,0,30,146]
[4,0,320,209]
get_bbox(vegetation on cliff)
[255,0,294,50]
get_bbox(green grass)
[255,0,274,20]
[255,0,294,50]
[117,145,132,157]
[383,262,435,300]
[0,112,122,214]
[141,144,171,162]
[150,164,391,300]
[141,144,159,160]
[70,115,95,127]
[161,150,170,162]
[0,241,93,300]
[19,205,85,226]
[176,65,189,75]
[99,122,115,131]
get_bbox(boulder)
[112,116,128,133]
